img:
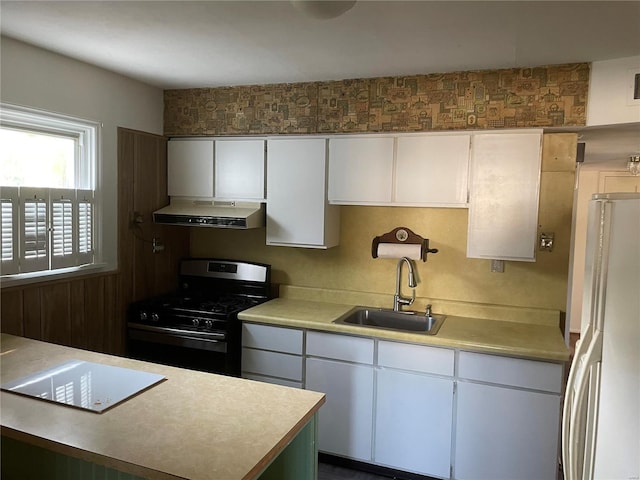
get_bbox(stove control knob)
[204,319,213,329]
[151,313,160,322]
[192,318,200,327]
[139,311,148,322]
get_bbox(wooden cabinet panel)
[103,273,121,355]
[40,283,71,346]
[118,128,136,311]
[0,289,23,336]
[83,276,107,353]
[69,279,86,349]
[22,286,41,340]
[119,128,188,303]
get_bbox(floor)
[318,462,393,480]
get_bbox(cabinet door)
[305,357,374,461]
[454,381,561,480]
[374,368,453,478]
[266,138,339,248]
[395,134,470,206]
[328,136,394,204]
[167,139,214,197]
[214,139,265,200]
[467,131,542,261]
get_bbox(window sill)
[0,263,115,289]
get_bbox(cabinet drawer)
[458,351,563,393]
[242,348,303,381]
[242,323,303,355]
[307,331,374,364]
[378,341,454,376]
[242,373,302,389]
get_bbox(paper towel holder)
[371,227,438,262]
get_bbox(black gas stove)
[127,258,271,376]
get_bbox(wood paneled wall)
[1,273,121,354]
[1,129,188,356]
[117,128,189,310]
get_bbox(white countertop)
[0,334,325,480]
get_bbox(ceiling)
[1,0,639,165]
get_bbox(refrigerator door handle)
[566,329,603,480]
[563,332,591,480]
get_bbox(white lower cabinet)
[374,369,453,478]
[306,357,374,461]
[453,351,563,480]
[241,323,304,388]
[305,331,375,461]
[242,323,563,480]
[374,340,455,478]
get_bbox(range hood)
[153,199,265,229]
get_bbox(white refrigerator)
[562,192,640,480]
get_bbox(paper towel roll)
[376,243,422,260]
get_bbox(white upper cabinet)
[266,138,340,249]
[328,136,394,204]
[167,138,265,200]
[327,133,470,207]
[467,130,543,261]
[214,139,265,201]
[167,139,214,197]
[395,133,470,206]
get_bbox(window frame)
[1,103,102,283]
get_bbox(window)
[0,104,100,277]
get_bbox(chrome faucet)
[393,257,417,312]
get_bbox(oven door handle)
[128,323,226,342]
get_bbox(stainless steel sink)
[332,307,445,335]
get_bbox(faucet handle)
[425,304,432,317]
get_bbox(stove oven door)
[127,323,241,377]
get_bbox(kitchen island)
[0,333,325,480]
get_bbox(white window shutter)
[20,187,49,273]
[0,186,19,275]
[77,189,94,265]
[51,188,76,269]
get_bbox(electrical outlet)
[540,232,555,252]
[491,259,505,273]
